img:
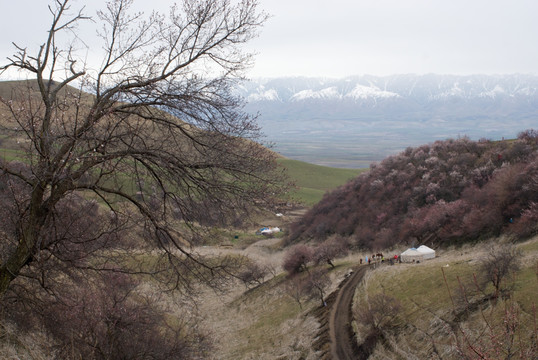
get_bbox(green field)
[354,239,538,358]
[278,158,365,206]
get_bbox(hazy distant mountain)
[239,74,538,168]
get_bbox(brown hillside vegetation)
[287,130,538,249]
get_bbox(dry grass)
[3,220,536,359]
[193,236,366,359]
[195,239,320,359]
[353,235,538,359]
[0,322,53,360]
[205,291,319,360]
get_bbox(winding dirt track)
[329,265,368,360]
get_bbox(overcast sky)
[2,0,537,78]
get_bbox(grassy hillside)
[279,158,365,206]
[0,144,363,209]
[353,236,538,359]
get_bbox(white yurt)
[400,248,424,263]
[416,245,436,259]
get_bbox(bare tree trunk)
[0,186,47,295]
[0,246,31,294]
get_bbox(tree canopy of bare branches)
[355,292,402,336]
[0,0,285,296]
[283,244,314,275]
[479,244,521,300]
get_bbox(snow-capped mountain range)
[240,74,538,103]
[238,74,538,168]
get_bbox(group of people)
[360,253,401,266]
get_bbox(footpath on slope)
[330,265,369,360]
[312,265,369,360]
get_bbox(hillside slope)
[352,237,538,359]
[278,158,364,206]
[287,131,538,248]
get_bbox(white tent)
[400,248,424,263]
[417,245,436,259]
[260,227,280,235]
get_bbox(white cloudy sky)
[1,0,537,78]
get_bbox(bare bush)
[4,272,210,359]
[355,292,403,336]
[237,258,270,289]
[313,235,349,268]
[282,244,314,275]
[443,267,537,359]
[479,244,521,300]
[455,300,537,359]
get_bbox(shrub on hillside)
[313,235,349,268]
[3,272,210,360]
[237,258,270,288]
[479,244,521,300]
[511,202,538,238]
[283,244,313,274]
[518,128,538,144]
[355,292,403,335]
[286,133,538,249]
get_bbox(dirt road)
[329,265,368,360]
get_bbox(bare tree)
[0,0,285,296]
[282,244,314,275]
[283,268,330,309]
[313,235,349,268]
[355,292,402,336]
[304,268,331,307]
[237,257,269,289]
[284,273,308,310]
[479,244,521,301]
